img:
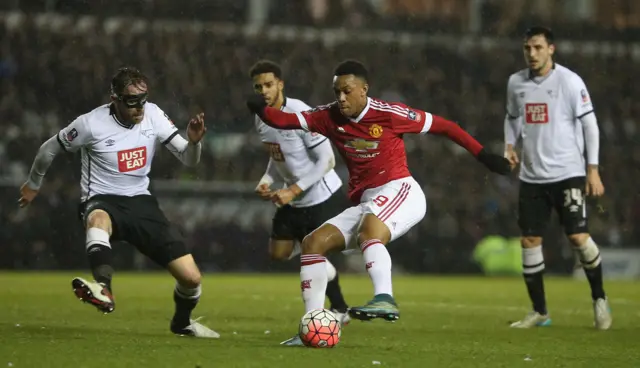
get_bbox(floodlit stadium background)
[1,0,639,279]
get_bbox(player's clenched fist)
[271,185,302,207]
[255,183,274,201]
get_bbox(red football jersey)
[298,98,432,202]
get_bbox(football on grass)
[298,309,341,348]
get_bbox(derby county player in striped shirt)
[249,61,350,345]
[504,27,611,329]
[246,60,510,341]
[19,67,219,338]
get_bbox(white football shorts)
[325,176,426,250]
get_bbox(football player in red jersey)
[246,60,510,331]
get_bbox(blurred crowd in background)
[1,0,638,274]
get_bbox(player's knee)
[521,236,542,248]
[86,209,112,232]
[268,241,293,261]
[177,269,201,289]
[301,232,326,255]
[357,215,390,245]
[567,233,589,247]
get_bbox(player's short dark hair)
[334,60,368,83]
[249,60,282,79]
[524,26,554,45]
[110,66,148,96]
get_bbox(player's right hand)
[504,148,519,170]
[246,94,267,115]
[18,182,39,208]
[477,149,511,175]
[255,183,274,200]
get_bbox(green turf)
[0,272,638,367]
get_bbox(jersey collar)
[529,62,556,81]
[109,103,134,129]
[350,97,371,123]
[280,96,287,111]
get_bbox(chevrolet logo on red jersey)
[345,138,379,152]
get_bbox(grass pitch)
[0,273,638,367]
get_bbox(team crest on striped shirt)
[369,124,383,138]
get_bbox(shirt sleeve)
[580,111,600,165]
[296,106,332,136]
[505,75,521,119]
[505,76,523,146]
[153,106,180,145]
[295,138,336,191]
[299,130,328,149]
[57,116,92,153]
[26,135,63,190]
[568,75,595,119]
[388,103,434,135]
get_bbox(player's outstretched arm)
[428,115,511,175]
[246,95,303,130]
[19,135,62,207]
[161,113,204,167]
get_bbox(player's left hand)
[246,94,267,115]
[477,149,511,175]
[271,185,302,207]
[187,112,206,144]
[586,168,605,197]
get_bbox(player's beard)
[268,91,283,108]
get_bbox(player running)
[504,27,611,329]
[249,60,350,345]
[245,60,511,336]
[19,67,219,338]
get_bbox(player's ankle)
[373,293,395,302]
[533,307,548,315]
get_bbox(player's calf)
[167,255,204,329]
[569,234,605,299]
[520,236,548,316]
[71,207,124,314]
[348,215,399,322]
[84,209,115,292]
[299,224,345,312]
[568,234,610,328]
[357,217,393,297]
